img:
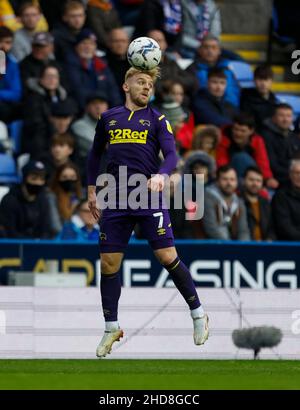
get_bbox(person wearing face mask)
[0,160,56,238]
[49,161,83,223]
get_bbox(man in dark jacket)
[260,103,300,186]
[240,65,278,132]
[20,32,68,93]
[0,160,55,238]
[22,63,72,157]
[105,28,130,96]
[52,0,86,62]
[147,29,198,102]
[193,67,237,126]
[272,159,300,241]
[241,166,275,241]
[65,28,122,110]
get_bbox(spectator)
[216,113,279,189]
[50,161,83,223]
[169,79,195,152]
[240,65,278,132]
[73,199,99,240]
[22,64,70,157]
[105,28,130,95]
[0,26,22,123]
[155,78,195,153]
[188,34,240,107]
[203,165,250,240]
[11,2,42,62]
[182,151,216,238]
[65,28,122,110]
[114,0,144,26]
[156,99,188,155]
[20,31,66,91]
[272,159,300,241]
[86,0,121,50]
[0,160,56,238]
[193,68,237,127]
[148,29,198,101]
[183,150,215,188]
[49,98,77,135]
[191,125,220,159]
[39,132,75,179]
[164,171,194,239]
[0,0,48,32]
[52,0,86,62]
[261,104,300,186]
[39,0,71,30]
[71,91,109,160]
[135,0,221,57]
[177,0,222,59]
[241,166,275,241]
[273,0,300,49]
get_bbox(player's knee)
[101,254,120,275]
[156,248,177,266]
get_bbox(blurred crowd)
[0,0,299,242]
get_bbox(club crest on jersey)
[109,120,117,126]
[139,119,151,127]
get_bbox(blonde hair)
[125,66,160,83]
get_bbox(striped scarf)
[160,0,182,35]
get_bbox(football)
[127,37,161,70]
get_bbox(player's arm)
[87,117,108,219]
[147,116,178,192]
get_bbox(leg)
[154,246,209,345]
[96,211,135,358]
[154,246,202,311]
[137,208,209,345]
[100,252,123,326]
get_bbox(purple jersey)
[87,105,178,186]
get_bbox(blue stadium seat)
[0,154,20,184]
[228,61,255,88]
[7,120,23,154]
[276,94,300,117]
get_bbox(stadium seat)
[228,61,254,88]
[7,120,23,154]
[276,94,300,117]
[0,154,20,184]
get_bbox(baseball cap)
[22,160,46,179]
[32,32,54,46]
[75,28,97,46]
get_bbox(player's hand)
[147,174,165,192]
[88,186,101,220]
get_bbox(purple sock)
[100,272,121,321]
[164,256,201,310]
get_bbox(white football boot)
[193,314,209,345]
[96,329,124,358]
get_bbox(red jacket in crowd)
[216,125,273,180]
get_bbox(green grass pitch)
[0,360,300,390]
